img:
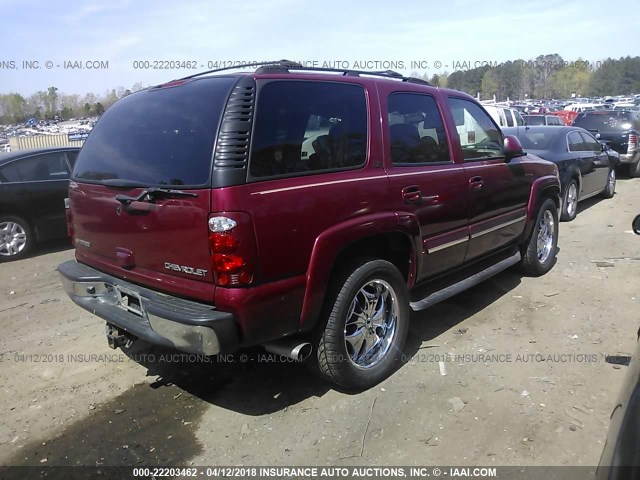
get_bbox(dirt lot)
[1,177,639,469]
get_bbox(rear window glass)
[73,77,235,186]
[249,81,367,178]
[523,116,545,126]
[513,129,559,150]
[573,112,638,132]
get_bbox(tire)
[629,160,640,178]
[560,179,578,222]
[601,168,616,199]
[0,216,34,262]
[520,198,559,276]
[309,259,409,390]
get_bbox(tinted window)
[514,111,525,126]
[573,112,640,132]
[580,131,602,152]
[0,152,70,182]
[523,116,545,126]
[66,150,79,167]
[448,97,503,160]
[504,109,514,127]
[513,130,558,150]
[249,81,367,178]
[73,78,235,186]
[567,131,585,152]
[388,93,450,165]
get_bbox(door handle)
[469,176,484,191]
[402,185,421,203]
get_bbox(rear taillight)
[64,198,75,243]
[208,213,258,287]
[628,134,638,154]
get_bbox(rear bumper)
[618,153,639,164]
[57,260,238,355]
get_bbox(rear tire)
[0,216,34,262]
[560,180,578,222]
[601,168,616,199]
[520,198,558,276]
[629,160,640,178]
[309,259,409,390]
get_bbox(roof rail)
[177,59,430,85]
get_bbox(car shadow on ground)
[403,268,523,361]
[113,267,524,416]
[2,269,525,469]
[31,238,73,258]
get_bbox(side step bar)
[410,250,522,311]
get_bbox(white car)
[483,105,525,127]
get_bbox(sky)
[1,0,639,96]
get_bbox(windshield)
[73,77,235,187]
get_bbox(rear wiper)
[115,188,198,206]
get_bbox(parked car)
[572,110,640,177]
[596,214,640,480]
[522,114,564,126]
[483,104,525,128]
[58,61,561,390]
[0,147,79,261]
[503,125,616,221]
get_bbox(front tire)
[0,216,34,262]
[310,259,409,390]
[601,168,616,199]
[520,198,558,276]
[560,179,578,221]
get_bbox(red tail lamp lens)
[212,254,244,272]
[210,233,238,253]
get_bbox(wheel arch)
[299,216,416,332]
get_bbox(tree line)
[0,82,145,124]
[1,54,639,124]
[419,55,640,101]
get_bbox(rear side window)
[73,78,235,186]
[249,81,367,178]
[387,93,450,165]
[567,131,585,152]
[503,109,514,127]
[448,97,503,160]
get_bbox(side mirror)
[633,215,640,235]
[504,135,525,162]
[600,142,607,152]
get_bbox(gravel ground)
[1,177,639,469]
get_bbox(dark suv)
[58,62,561,390]
[572,110,640,177]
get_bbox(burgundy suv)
[58,61,561,390]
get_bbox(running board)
[410,250,521,311]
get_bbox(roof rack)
[178,59,430,85]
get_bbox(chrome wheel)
[0,221,28,257]
[344,279,398,369]
[536,210,555,263]
[565,183,578,217]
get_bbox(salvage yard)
[1,177,639,468]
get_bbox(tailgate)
[70,183,215,302]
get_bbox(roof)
[0,146,80,166]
